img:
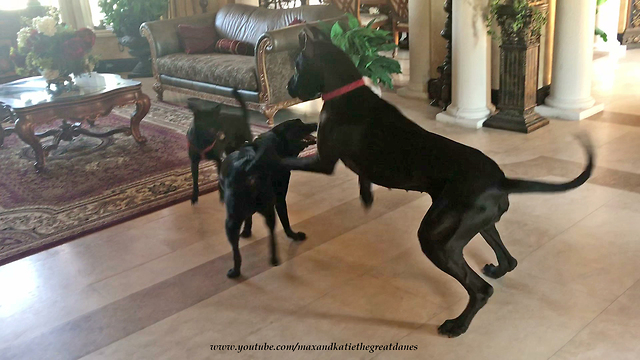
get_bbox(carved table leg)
[152,82,163,102]
[262,105,278,127]
[14,119,46,171]
[130,93,150,143]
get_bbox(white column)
[436,0,491,129]
[536,0,604,120]
[595,0,625,54]
[397,0,430,100]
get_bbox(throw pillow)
[214,39,254,56]
[177,24,218,54]
[288,18,306,26]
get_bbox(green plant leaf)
[347,13,360,29]
[331,22,344,39]
[595,27,608,42]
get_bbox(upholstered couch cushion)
[177,24,218,54]
[156,53,258,91]
[214,4,344,46]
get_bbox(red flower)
[75,28,96,50]
[32,37,48,55]
[10,52,27,68]
[62,37,86,60]
[23,29,40,50]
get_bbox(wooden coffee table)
[0,73,150,171]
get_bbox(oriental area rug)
[0,100,314,265]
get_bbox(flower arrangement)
[10,16,98,82]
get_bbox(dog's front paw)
[438,319,468,338]
[227,268,241,278]
[240,229,252,238]
[271,257,280,266]
[191,196,199,205]
[287,231,307,241]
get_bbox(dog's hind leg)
[225,218,243,278]
[191,158,200,204]
[418,196,495,338]
[264,208,279,266]
[241,216,253,238]
[481,224,517,279]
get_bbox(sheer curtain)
[58,0,93,29]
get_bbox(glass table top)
[0,73,141,110]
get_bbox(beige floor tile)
[518,199,640,302]
[81,279,311,360]
[0,285,109,349]
[235,275,444,360]
[373,273,611,360]
[550,280,640,360]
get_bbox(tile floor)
[1,49,640,359]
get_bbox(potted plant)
[98,0,169,78]
[595,0,609,42]
[319,14,401,95]
[483,0,549,133]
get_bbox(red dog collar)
[322,78,366,101]
[187,136,218,160]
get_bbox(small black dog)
[284,28,595,337]
[187,90,252,204]
[220,119,317,278]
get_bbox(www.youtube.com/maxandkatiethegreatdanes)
[210,342,419,354]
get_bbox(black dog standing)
[187,90,252,204]
[220,119,317,278]
[284,28,595,337]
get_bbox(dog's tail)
[232,88,249,122]
[500,134,594,194]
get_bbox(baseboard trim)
[95,58,138,74]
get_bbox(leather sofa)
[140,4,345,125]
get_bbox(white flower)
[41,68,60,80]
[32,16,57,37]
[17,27,33,48]
[85,58,96,72]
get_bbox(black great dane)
[283,28,594,338]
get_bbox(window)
[0,0,59,11]
[1,0,106,29]
[87,0,106,28]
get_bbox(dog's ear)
[308,26,330,42]
[299,28,316,57]
[211,103,222,116]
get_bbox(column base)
[435,110,489,129]
[483,110,549,133]
[535,103,604,121]
[594,43,627,57]
[397,85,428,100]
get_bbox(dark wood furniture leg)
[130,93,150,143]
[14,118,46,171]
